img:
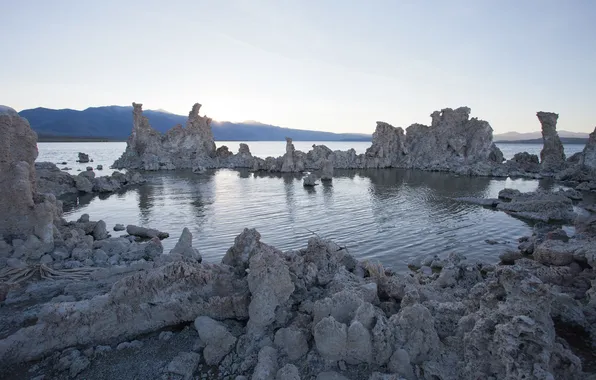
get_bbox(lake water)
[36,141,583,271]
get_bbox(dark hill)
[19,106,371,142]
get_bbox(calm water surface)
[37,141,580,270]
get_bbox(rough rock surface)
[580,126,596,171]
[496,190,575,222]
[537,112,566,172]
[113,103,216,170]
[1,226,595,379]
[0,107,61,243]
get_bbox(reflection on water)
[60,168,559,271]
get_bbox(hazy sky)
[2,0,595,134]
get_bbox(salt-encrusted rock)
[169,227,201,261]
[126,224,169,239]
[77,152,90,163]
[166,351,201,380]
[194,316,237,365]
[303,174,317,187]
[252,346,278,380]
[320,158,334,180]
[537,112,566,171]
[580,126,596,171]
[364,121,407,168]
[0,108,60,244]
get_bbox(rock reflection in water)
[60,168,549,271]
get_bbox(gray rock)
[276,364,300,380]
[303,173,317,187]
[78,152,90,163]
[194,316,237,365]
[498,188,521,200]
[74,175,93,193]
[388,349,414,380]
[320,158,334,180]
[316,372,350,380]
[314,316,347,361]
[166,352,201,380]
[159,331,174,341]
[346,320,373,364]
[126,224,169,240]
[169,227,201,261]
[96,165,103,170]
[116,340,143,350]
[580,126,596,171]
[113,224,125,231]
[274,327,308,361]
[92,220,108,240]
[93,249,108,264]
[454,197,500,207]
[496,190,575,222]
[7,258,26,268]
[252,346,278,380]
[533,240,575,266]
[113,103,216,171]
[39,254,53,265]
[537,112,566,171]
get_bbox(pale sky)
[2,0,595,134]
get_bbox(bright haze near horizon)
[2,0,595,135]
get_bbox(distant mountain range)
[18,106,371,142]
[494,131,589,143]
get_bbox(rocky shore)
[1,105,596,379]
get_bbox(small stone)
[159,331,174,341]
[113,224,125,231]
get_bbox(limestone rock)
[496,190,574,222]
[537,112,566,171]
